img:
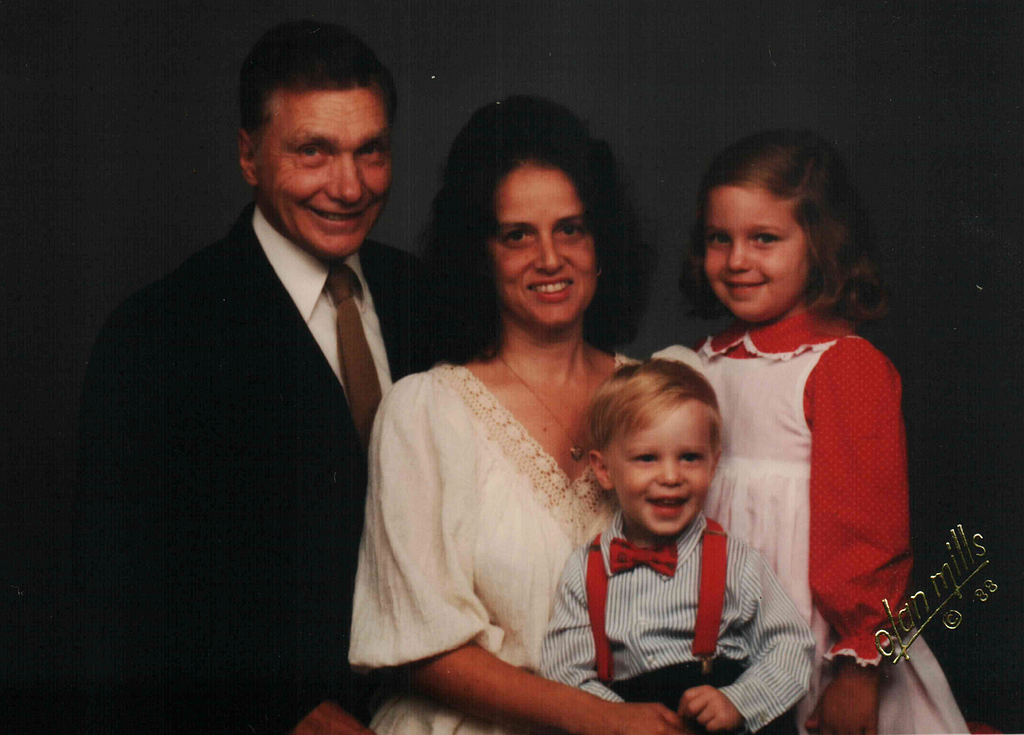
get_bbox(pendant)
[570,445,584,461]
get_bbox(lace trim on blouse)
[700,313,855,362]
[436,360,623,547]
[700,332,840,362]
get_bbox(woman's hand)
[411,642,696,735]
[289,701,374,735]
[805,658,880,735]
[582,700,690,735]
[678,686,742,732]
[412,644,692,735]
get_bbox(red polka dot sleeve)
[804,337,913,664]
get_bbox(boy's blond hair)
[588,359,721,453]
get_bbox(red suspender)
[586,535,614,682]
[692,517,728,674]
[584,519,729,683]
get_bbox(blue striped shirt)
[541,512,814,733]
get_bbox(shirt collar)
[701,311,852,359]
[253,205,371,322]
[605,509,706,569]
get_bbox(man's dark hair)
[421,95,654,364]
[239,20,397,133]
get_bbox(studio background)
[3,1,1021,729]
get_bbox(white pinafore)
[697,337,969,734]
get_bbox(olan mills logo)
[874,524,998,664]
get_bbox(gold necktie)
[325,263,382,451]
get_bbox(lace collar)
[700,312,853,362]
[436,358,629,546]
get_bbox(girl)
[676,130,969,734]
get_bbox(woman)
[350,97,688,735]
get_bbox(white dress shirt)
[253,205,393,396]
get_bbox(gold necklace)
[498,354,590,461]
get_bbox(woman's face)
[487,164,599,341]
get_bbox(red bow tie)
[608,538,678,577]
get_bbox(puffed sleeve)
[651,345,705,376]
[349,370,499,670]
[540,548,622,703]
[805,338,913,664]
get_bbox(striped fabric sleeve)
[540,547,623,703]
[718,542,815,733]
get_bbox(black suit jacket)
[71,204,433,733]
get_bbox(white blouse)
[350,363,619,735]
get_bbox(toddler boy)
[541,359,814,733]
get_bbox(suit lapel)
[359,241,399,375]
[361,240,429,381]
[226,206,359,444]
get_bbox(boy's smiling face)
[590,400,720,548]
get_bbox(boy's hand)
[678,685,742,732]
[805,658,880,735]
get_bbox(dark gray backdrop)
[4,1,1021,729]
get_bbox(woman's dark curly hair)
[422,95,654,364]
[683,129,886,322]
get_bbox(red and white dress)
[666,311,967,733]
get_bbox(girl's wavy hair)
[422,95,654,364]
[683,130,886,322]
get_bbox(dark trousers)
[609,659,795,734]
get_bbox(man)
[72,21,431,734]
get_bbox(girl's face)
[703,185,811,324]
[486,164,599,340]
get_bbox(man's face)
[239,86,392,260]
